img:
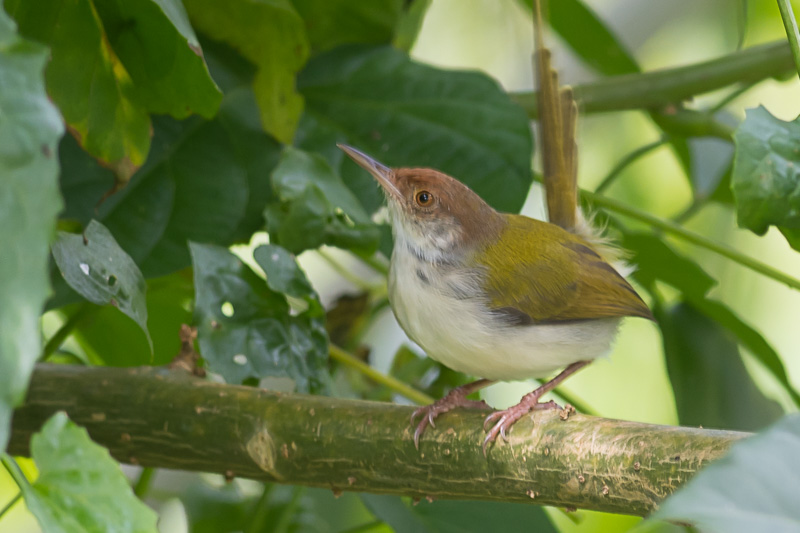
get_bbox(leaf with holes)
[732,106,800,251]
[18,412,158,532]
[649,414,800,532]
[0,5,64,451]
[253,244,319,308]
[190,243,328,392]
[298,45,533,215]
[265,147,380,255]
[51,220,152,351]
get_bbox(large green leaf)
[518,0,639,75]
[650,414,800,532]
[51,220,152,351]
[92,0,222,119]
[55,84,281,286]
[658,303,782,431]
[0,6,63,450]
[298,45,534,215]
[265,147,379,255]
[190,243,328,392]
[17,412,158,532]
[185,0,309,143]
[7,0,150,181]
[361,494,556,533]
[622,232,800,408]
[732,106,800,251]
[291,0,402,52]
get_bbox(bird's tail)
[533,0,631,275]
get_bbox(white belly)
[388,249,620,382]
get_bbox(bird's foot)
[411,387,491,450]
[482,394,560,456]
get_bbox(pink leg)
[411,379,494,449]
[482,361,590,455]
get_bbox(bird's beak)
[337,144,402,200]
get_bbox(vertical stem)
[0,493,22,521]
[132,467,156,499]
[777,0,800,79]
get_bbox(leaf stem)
[0,493,21,521]
[595,138,670,194]
[244,483,274,533]
[583,191,800,291]
[511,41,794,118]
[0,454,29,496]
[41,303,97,361]
[352,252,389,277]
[317,249,379,291]
[329,344,433,405]
[132,467,155,499]
[777,0,800,80]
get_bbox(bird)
[337,0,652,454]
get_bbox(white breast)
[388,245,620,382]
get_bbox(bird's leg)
[482,361,590,455]
[411,378,494,449]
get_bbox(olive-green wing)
[481,215,653,324]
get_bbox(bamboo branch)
[511,41,793,117]
[8,365,747,517]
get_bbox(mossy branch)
[9,365,747,517]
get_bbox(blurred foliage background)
[1,0,800,531]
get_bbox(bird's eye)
[415,190,433,206]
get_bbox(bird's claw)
[482,397,562,455]
[411,397,490,450]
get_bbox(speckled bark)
[8,365,747,516]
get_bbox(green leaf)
[621,232,716,297]
[184,0,309,143]
[92,0,222,119]
[361,494,557,533]
[0,5,63,450]
[190,243,329,392]
[651,414,800,532]
[254,244,318,304]
[56,81,281,284]
[21,412,158,533]
[298,45,534,215]
[265,147,380,255]
[732,106,800,251]
[518,0,639,75]
[393,0,432,52]
[687,137,735,203]
[7,0,150,182]
[291,0,403,52]
[690,298,800,408]
[657,302,782,431]
[622,231,800,408]
[70,271,194,367]
[52,220,153,351]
